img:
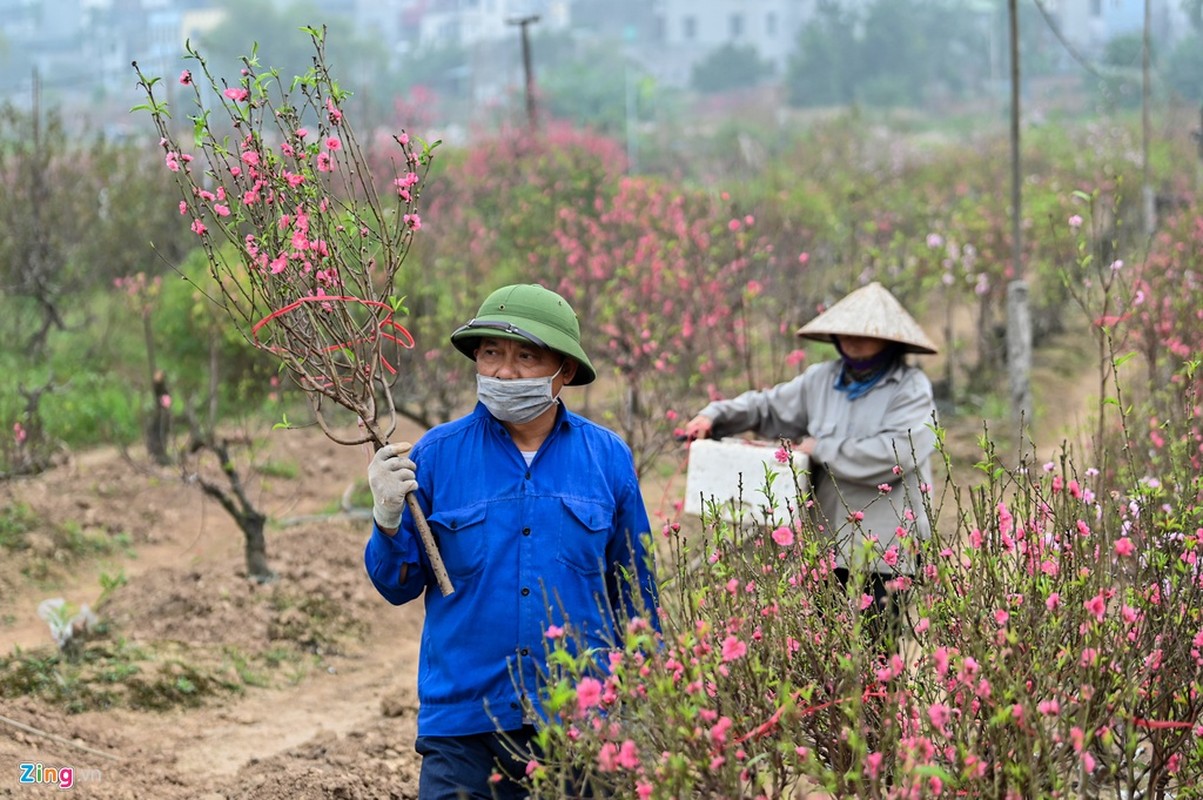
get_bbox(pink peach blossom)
[720,636,747,662]
[575,677,603,713]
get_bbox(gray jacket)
[698,359,937,575]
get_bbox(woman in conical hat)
[683,282,938,653]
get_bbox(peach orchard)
[1,31,1196,800]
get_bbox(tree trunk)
[1006,281,1032,434]
[241,509,271,582]
[146,370,171,466]
[187,433,275,583]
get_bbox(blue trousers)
[415,728,536,800]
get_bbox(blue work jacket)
[364,402,660,736]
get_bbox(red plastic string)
[252,295,414,378]
[735,688,888,744]
[1133,717,1196,730]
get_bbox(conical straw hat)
[796,282,938,354]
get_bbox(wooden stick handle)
[372,438,454,596]
[407,492,455,596]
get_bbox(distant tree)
[690,43,773,95]
[1185,0,1203,32]
[393,41,472,101]
[785,0,860,107]
[785,0,995,109]
[1166,33,1203,101]
[538,33,673,136]
[1094,33,1151,109]
[858,0,933,105]
[76,141,195,287]
[1103,32,1149,68]
[201,0,387,99]
[857,0,987,106]
[0,104,87,357]
[540,43,631,133]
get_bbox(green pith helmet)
[450,284,596,385]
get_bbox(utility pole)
[507,14,540,132]
[1006,0,1033,436]
[623,25,638,173]
[1141,0,1156,235]
[1195,103,1203,196]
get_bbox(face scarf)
[832,340,901,401]
[476,365,563,424]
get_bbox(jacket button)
[521,587,531,596]
[520,648,529,656]
[522,527,531,536]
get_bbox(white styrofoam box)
[683,438,809,525]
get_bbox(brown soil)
[0,422,427,800]
[0,342,1100,799]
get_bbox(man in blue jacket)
[365,283,659,800]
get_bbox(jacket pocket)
[557,497,613,577]
[427,503,489,580]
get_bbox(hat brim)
[796,330,938,355]
[451,319,597,385]
[795,282,938,355]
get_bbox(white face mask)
[476,366,562,424]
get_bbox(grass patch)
[258,459,299,480]
[0,501,37,550]
[344,477,372,511]
[267,589,367,655]
[0,638,241,713]
[0,634,324,713]
[1,501,130,564]
[18,521,132,583]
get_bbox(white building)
[1039,0,1190,60]
[407,0,570,50]
[654,0,812,65]
[646,0,892,88]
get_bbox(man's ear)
[560,358,579,384]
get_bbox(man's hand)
[682,414,715,441]
[369,443,417,532]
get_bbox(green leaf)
[546,650,579,669]
[132,99,171,116]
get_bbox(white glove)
[368,443,418,530]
